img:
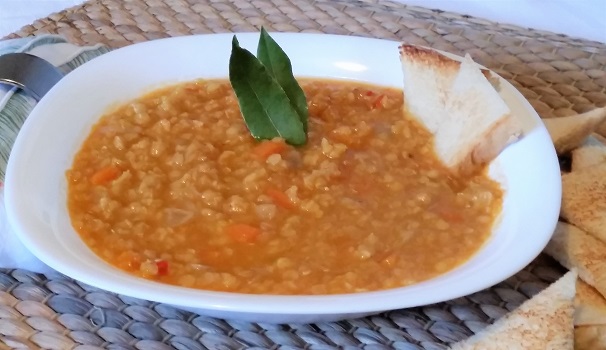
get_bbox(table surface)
[0,0,605,349]
[1,0,605,43]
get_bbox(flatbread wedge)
[560,164,606,244]
[399,45,522,176]
[449,270,577,350]
[592,106,606,138]
[572,134,606,172]
[575,325,606,350]
[543,107,606,155]
[544,222,606,298]
[576,280,606,326]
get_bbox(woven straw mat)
[2,0,605,349]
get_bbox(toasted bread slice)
[544,222,606,298]
[449,270,577,350]
[543,107,606,155]
[399,45,522,176]
[576,325,606,350]
[572,134,606,171]
[576,280,606,326]
[561,164,606,244]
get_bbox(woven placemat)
[2,0,605,349]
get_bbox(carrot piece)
[430,201,464,223]
[155,260,169,276]
[198,249,223,267]
[116,251,141,270]
[252,140,288,160]
[266,187,296,210]
[90,165,121,185]
[439,210,464,223]
[372,95,385,109]
[225,224,261,243]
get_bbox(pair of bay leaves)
[229,28,309,146]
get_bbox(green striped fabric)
[0,35,67,56]
[0,94,35,173]
[0,35,110,181]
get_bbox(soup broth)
[66,79,502,295]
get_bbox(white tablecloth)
[0,0,605,43]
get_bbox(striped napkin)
[0,35,109,273]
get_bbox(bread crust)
[466,111,520,175]
[399,45,460,72]
[561,164,606,245]
[575,325,606,350]
[576,280,606,326]
[572,134,606,171]
[544,222,606,301]
[544,107,606,155]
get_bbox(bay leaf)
[229,36,306,145]
[257,27,309,132]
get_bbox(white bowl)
[5,33,561,323]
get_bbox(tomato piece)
[155,259,169,276]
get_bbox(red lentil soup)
[66,79,502,295]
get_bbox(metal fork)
[0,53,63,101]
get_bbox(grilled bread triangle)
[449,270,576,350]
